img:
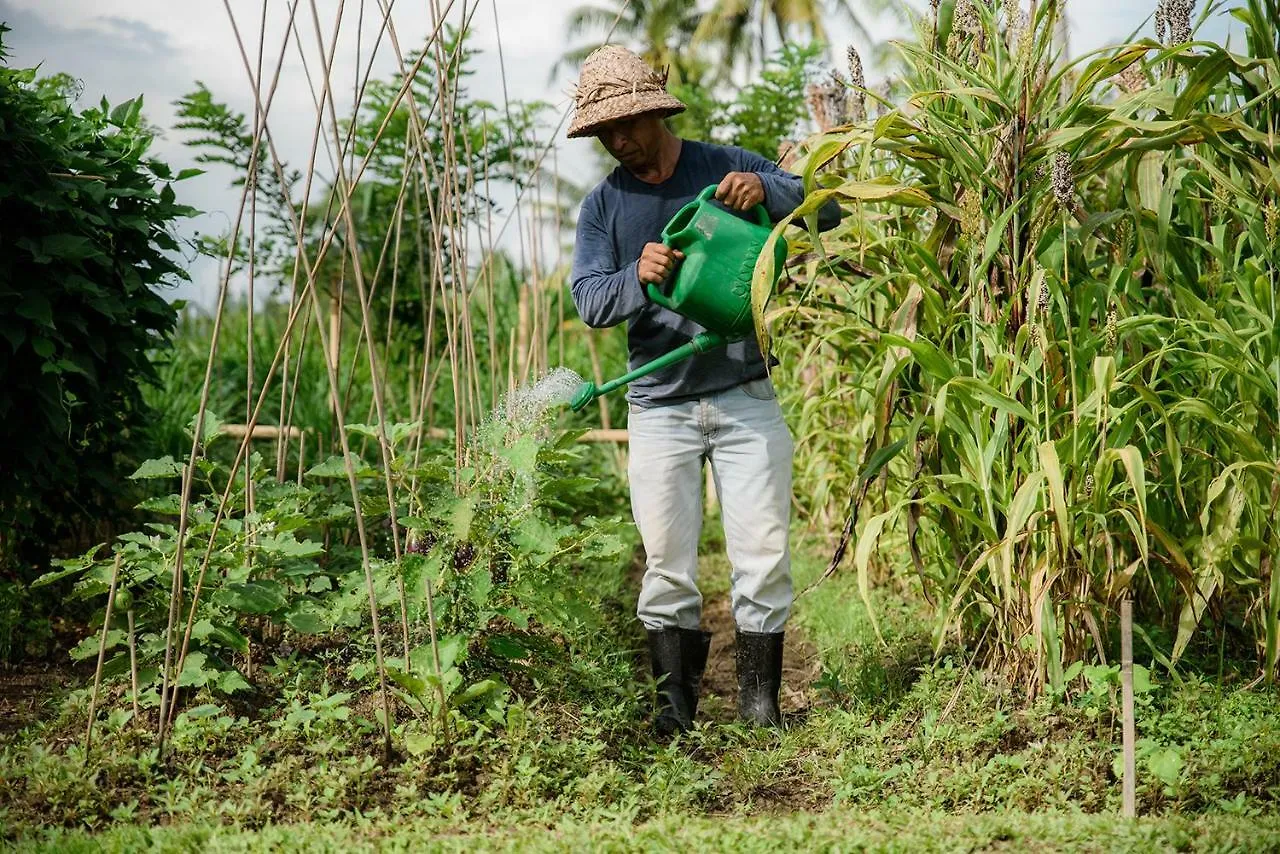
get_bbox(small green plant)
[36,411,630,748]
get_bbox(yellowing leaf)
[1038,442,1070,554]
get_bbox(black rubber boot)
[680,628,712,718]
[647,628,712,736]
[647,629,694,736]
[735,630,784,727]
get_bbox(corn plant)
[761,0,1280,688]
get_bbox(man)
[567,45,841,734]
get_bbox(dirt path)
[0,665,77,739]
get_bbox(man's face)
[595,113,664,169]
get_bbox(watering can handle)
[692,183,771,228]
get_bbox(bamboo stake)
[424,576,449,739]
[1121,598,1136,818]
[244,0,268,552]
[307,270,396,756]
[126,608,140,721]
[85,553,122,760]
[165,0,450,734]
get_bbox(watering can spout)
[570,381,599,413]
[567,331,726,413]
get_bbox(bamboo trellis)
[148,0,635,757]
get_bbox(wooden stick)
[85,553,122,760]
[424,576,449,741]
[1121,598,1136,818]
[220,423,304,441]
[126,609,140,721]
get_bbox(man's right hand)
[637,242,684,286]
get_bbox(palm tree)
[555,0,705,86]
[694,0,899,76]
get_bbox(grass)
[5,529,1279,851]
[14,811,1280,853]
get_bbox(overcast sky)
[0,0,1244,306]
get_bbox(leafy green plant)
[670,42,823,158]
[0,26,197,582]
[38,406,630,746]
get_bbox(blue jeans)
[627,377,794,634]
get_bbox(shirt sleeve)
[569,192,648,329]
[731,146,843,232]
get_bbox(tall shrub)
[0,25,196,578]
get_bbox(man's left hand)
[715,172,765,212]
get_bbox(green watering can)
[570,184,788,412]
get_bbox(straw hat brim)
[567,91,687,139]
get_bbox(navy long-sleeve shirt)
[570,139,841,407]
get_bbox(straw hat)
[567,45,686,139]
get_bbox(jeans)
[627,377,794,634]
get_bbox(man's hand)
[638,242,684,286]
[715,171,765,211]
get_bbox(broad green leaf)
[286,605,329,635]
[218,671,252,694]
[177,652,211,688]
[498,434,539,475]
[256,534,323,559]
[192,619,249,654]
[216,581,287,615]
[70,629,123,661]
[453,678,507,706]
[129,456,183,480]
[1132,664,1153,695]
[388,667,429,699]
[449,496,476,541]
[1146,747,1184,788]
[486,635,528,660]
[306,454,376,478]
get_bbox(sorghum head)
[1156,0,1195,45]
[847,46,867,122]
[960,188,983,237]
[1051,150,1075,208]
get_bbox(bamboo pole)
[126,608,140,721]
[1121,598,1136,818]
[221,424,304,441]
[85,553,122,759]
